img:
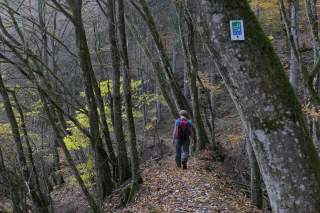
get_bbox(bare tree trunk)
[209,69,216,143]
[92,23,117,175]
[118,0,142,186]
[0,74,50,213]
[40,91,99,213]
[131,0,192,115]
[91,68,118,176]
[176,1,210,150]
[305,0,320,59]
[9,90,43,188]
[305,0,320,147]
[126,18,179,117]
[255,0,260,17]
[202,0,320,211]
[106,0,131,183]
[289,0,300,92]
[183,59,189,97]
[0,151,27,213]
[60,0,113,201]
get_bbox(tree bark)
[246,135,263,209]
[305,0,320,59]
[177,0,210,150]
[131,0,192,115]
[0,74,50,213]
[40,91,99,213]
[126,18,179,117]
[106,0,131,183]
[118,0,142,185]
[9,90,43,189]
[203,1,320,212]
[0,154,27,213]
[66,0,113,201]
[289,0,300,92]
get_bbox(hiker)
[172,110,195,169]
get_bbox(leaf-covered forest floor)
[100,86,270,213]
[48,86,269,213]
[48,85,273,213]
[103,156,265,213]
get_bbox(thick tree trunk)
[118,0,142,185]
[106,0,131,183]
[203,1,320,212]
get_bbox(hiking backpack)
[177,118,190,141]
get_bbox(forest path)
[103,156,262,213]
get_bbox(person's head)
[179,110,189,119]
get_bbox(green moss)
[262,117,281,132]
[225,0,303,129]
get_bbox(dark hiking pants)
[175,140,190,167]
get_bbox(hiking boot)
[182,161,187,170]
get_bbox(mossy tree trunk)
[118,0,142,185]
[106,0,131,183]
[203,0,320,212]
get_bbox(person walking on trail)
[172,110,195,169]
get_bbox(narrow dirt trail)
[104,157,263,213]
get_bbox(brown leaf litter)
[103,157,266,213]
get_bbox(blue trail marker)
[230,20,245,41]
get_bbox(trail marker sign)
[230,20,244,41]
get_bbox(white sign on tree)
[230,20,245,41]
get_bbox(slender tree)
[104,0,131,183]
[118,0,142,186]
[288,0,300,92]
[51,0,113,201]
[0,73,50,213]
[176,0,210,150]
[129,0,192,115]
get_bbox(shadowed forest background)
[1,0,320,212]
